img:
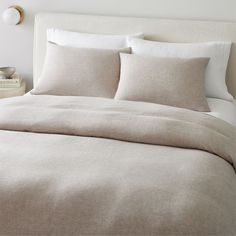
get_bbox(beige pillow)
[32,42,130,97]
[115,54,210,111]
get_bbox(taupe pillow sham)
[115,54,210,111]
[32,42,130,98]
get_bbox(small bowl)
[0,67,16,78]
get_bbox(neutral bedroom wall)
[0,0,236,90]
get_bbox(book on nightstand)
[0,74,22,88]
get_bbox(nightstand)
[0,76,26,99]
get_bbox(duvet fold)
[0,95,235,168]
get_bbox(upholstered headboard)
[34,12,236,97]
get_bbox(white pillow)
[47,28,143,49]
[128,38,232,101]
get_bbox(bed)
[0,13,235,235]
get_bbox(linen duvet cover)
[0,95,235,235]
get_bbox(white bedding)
[207,98,236,126]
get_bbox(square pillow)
[31,42,130,97]
[115,54,210,112]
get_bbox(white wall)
[0,0,236,90]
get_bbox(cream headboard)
[34,12,236,97]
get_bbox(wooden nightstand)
[0,75,26,99]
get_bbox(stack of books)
[0,74,22,89]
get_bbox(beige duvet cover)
[0,95,235,235]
